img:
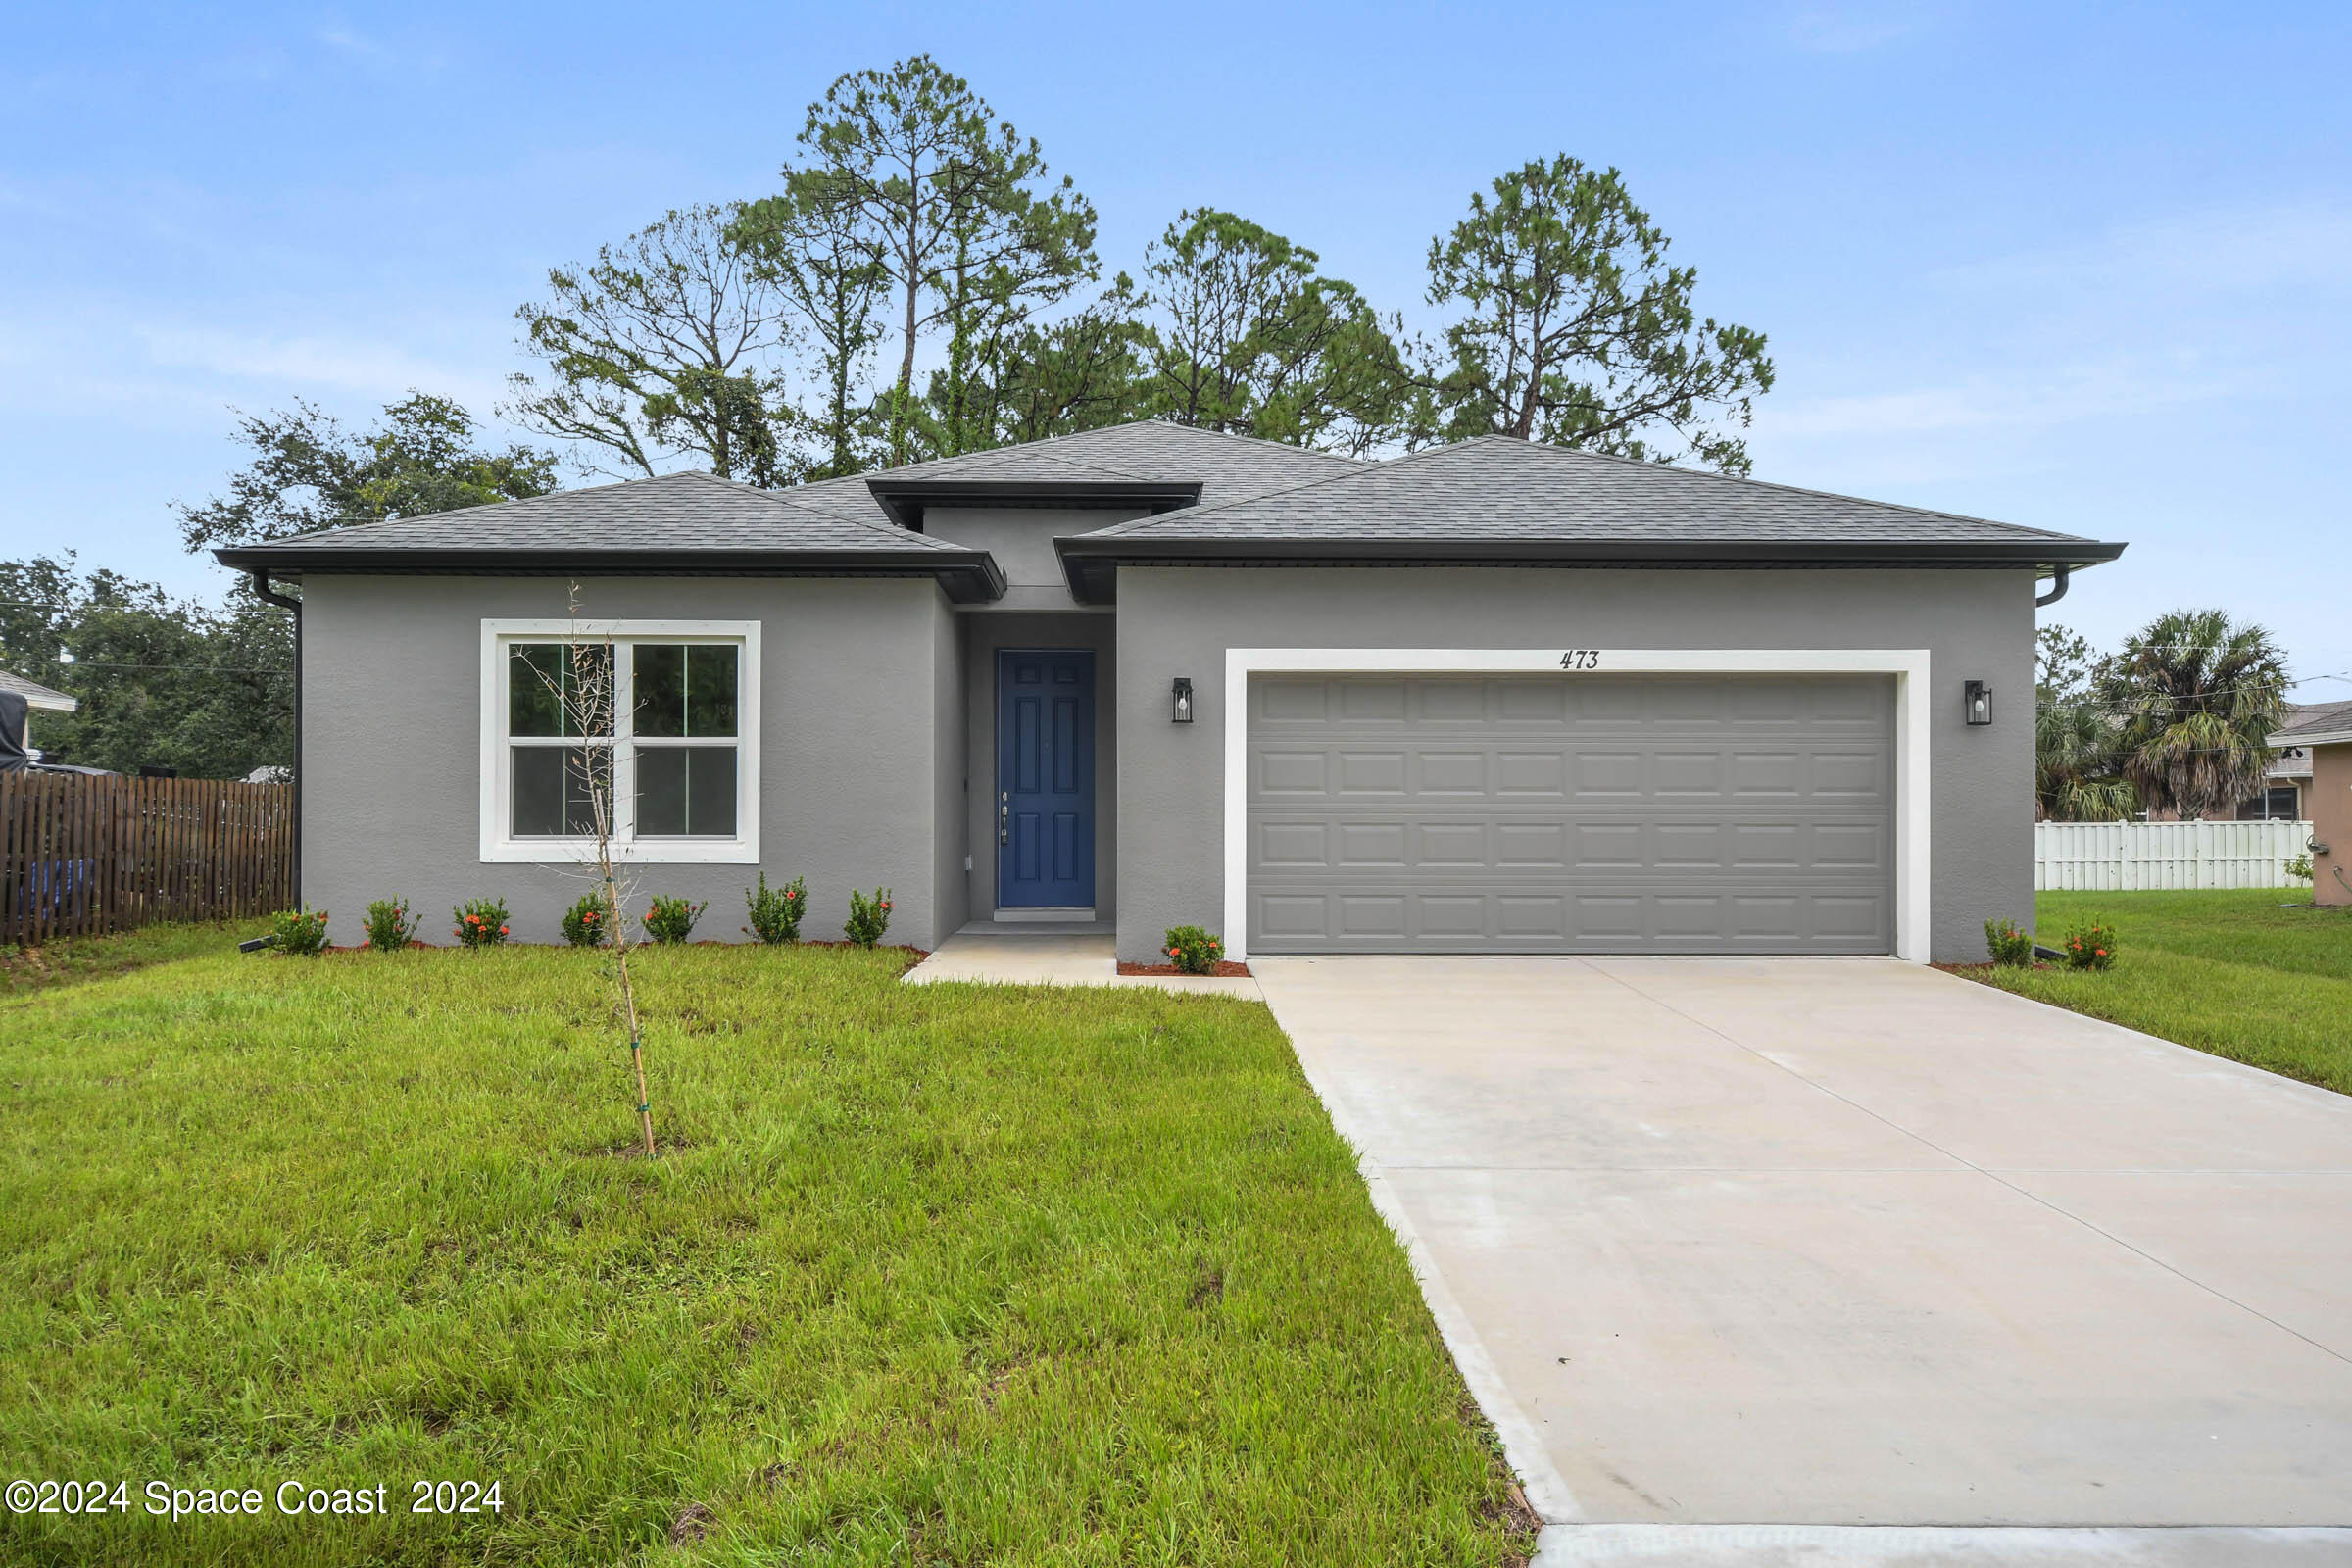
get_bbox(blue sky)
[5,2,2347,694]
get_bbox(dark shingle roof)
[215,470,1004,600]
[228,469,969,557]
[1081,434,2105,548]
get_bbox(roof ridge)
[905,417,1361,472]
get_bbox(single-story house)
[2270,702,2352,906]
[215,421,2125,963]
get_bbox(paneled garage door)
[1246,673,1895,954]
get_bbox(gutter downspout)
[2035,564,2072,608]
[248,569,301,908]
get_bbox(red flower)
[499,925,510,934]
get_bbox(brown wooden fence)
[0,773,295,945]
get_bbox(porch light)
[1171,677,1194,724]
[1964,680,1993,726]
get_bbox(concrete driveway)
[1250,956,2352,1563]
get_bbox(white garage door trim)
[1222,649,1933,963]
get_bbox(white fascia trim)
[1221,648,1934,964]
[478,618,761,866]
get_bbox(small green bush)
[272,906,330,957]
[2062,919,2119,970]
[744,873,808,945]
[453,897,511,948]
[561,893,610,947]
[642,895,706,945]
[360,898,417,952]
[2286,853,2315,883]
[844,887,893,948]
[1163,925,1225,975]
[1983,916,2035,968]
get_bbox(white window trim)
[1221,648,1933,963]
[478,618,761,865]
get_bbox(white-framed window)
[477,619,760,864]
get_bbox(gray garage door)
[1247,673,1894,954]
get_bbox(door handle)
[999,793,1009,845]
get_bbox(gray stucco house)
[216,421,2123,963]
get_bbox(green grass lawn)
[0,938,1531,1566]
[1967,889,2352,1094]
[0,917,271,998]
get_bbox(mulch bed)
[1116,960,1252,978]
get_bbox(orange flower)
[499,925,510,935]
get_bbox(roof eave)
[1053,535,2128,603]
[216,546,1009,604]
[2270,728,2352,749]
[864,477,1201,530]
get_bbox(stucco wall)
[957,612,1118,920]
[1112,565,2037,965]
[922,507,1145,612]
[2312,743,2351,907]
[299,574,956,948]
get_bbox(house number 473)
[1559,650,1602,670]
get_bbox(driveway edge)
[1260,979,1584,1527]
[1531,1523,2352,1565]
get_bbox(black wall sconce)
[1964,680,1993,726]
[1171,676,1194,724]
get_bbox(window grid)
[501,635,743,846]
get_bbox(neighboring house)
[2257,699,2352,822]
[213,421,2126,962]
[2140,700,2337,822]
[2270,702,2352,906]
[0,668,77,758]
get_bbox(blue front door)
[997,649,1095,908]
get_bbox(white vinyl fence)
[2034,819,2313,891]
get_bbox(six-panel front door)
[997,649,1095,908]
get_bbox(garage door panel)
[1248,673,1895,955]
[1418,751,1488,792]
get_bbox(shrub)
[2287,853,2315,883]
[272,906,330,957]
[844,887,893,948]
[453,897,511,948]
[642,895,706,945]
[1983,916,2035,968]
[360,898,418,952]
[744,872,808,945]
[1164,924,1224,975]
[562,893,610,948]
[2062,919,2119,971]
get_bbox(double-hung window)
[480,620,760,863]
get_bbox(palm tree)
[2097,609,2288,820]
[2035,695,2136,821]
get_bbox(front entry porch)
[904,926,1260,998]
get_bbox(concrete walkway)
[1250,956,2352,1565]
[903,930,1262,999]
